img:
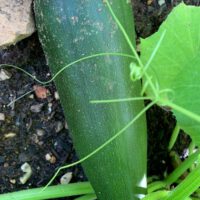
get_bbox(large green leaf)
[140,3,200,144]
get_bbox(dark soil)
[0,0,197,199]
[0,34,86,198]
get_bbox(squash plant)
[0,1,200,200]
[34,0,147,200]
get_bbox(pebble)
[30,103,44,113]
[60,172,73,184]
[10,179,16,184]
[54,91,60,100]
[158,0,165,6]
[45,153,51,161]
[47,103,53,113]
[4,163,9,168]
[49,156,56,164]
[36,129,45,137]
[147,0,153,5]
[0,113,5,121]
[19,162,32,184]
[33,85,49,99]
[0,69,11,81]
[45,153,57,164]
[28,94,34,99]
[55,121,63,133]
[38,141,44,146]
[4,132,16,138]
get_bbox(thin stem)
[166,101,200,123]
[105,1,142,66]
[188,142,196,157]
[148,181,166,193]
[0,52,134,85]
[90,96,150,104]
[143,30,166,72]
[164,150,200,185]
[168,124,180,151]
[188,142,197,171]
[164,164,200,200]
[105,0,159,98]
[7,89,34,107]
[143,71,158,98]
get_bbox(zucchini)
[34,1,147,199]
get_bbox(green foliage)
[0,183,94,200]
[0,1,200,200]
[141,3,200,145]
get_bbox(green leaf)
[0,182,94,200]
[140,3,200,144]
[164,164,200,200]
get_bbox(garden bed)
[0,0,197,199]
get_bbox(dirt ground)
[0,0,197,199]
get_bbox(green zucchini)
[34,1,147,199]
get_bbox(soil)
[0,34,86,198]
[0,0,197,199]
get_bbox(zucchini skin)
[34,1,147,199]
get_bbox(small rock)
[45,153,51,161]
[60,172,73,184]
[0,113,5,121]
[30,103,44,113]
[0,0,35,48]
[38,141,44,146]
[45,153,56,164]
[36,129,45,137]
[33,85,49,99]
[158,0,165,6]
[47,103,53,113]
[19,162,32,184]
[55,121,64,133]
[10,179,16,184]
[54,91,60,100]
[4,132,16,138]
[49,156,56,164]
[4,163,9,168]
[147,0,153,5]
[28,94,34,99]
[0,69,11,81]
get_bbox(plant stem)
[0,53,134,85]
[168,124,180,151]
[0,183,94,200]
[164,164,200,200]
[165,150,200,185]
